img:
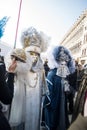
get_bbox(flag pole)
[14,0,22,48]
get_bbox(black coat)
[44,62,50,77]
[0,64,14,130]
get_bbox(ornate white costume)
[5,49,31,128]
[5,27,49,130]
[25,64,46,130]
[21,27,49,130]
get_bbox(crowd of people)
[0,26,87,130]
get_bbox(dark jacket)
[0,65,14,130]
[71,74,87,123]
[44,62,50,77]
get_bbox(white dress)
[25,71,43,130]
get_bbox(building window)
[82,49,86,56]
[85,26,87,30]
[84,34,87,43]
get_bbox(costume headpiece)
[21,27,49,54]
[53,46,75,73]
[47,45,75,73]
[53,46,71,63]
[11,48,26,62]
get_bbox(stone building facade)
[0,40,12,57]
[60,10,87,65]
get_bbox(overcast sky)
[0,0,87,48]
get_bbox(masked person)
[41,46,75,130]
[21,27,50,130]
[7,27,50,130]
[5,48,31,130]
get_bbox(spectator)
[0,55,6,75]
[0,57,17,130]
[44,59,50,77]
[77,64,84,90]
[71,67,87,123]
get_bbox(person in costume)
[41,45,75,130]
[5,48,31,130]
[6,27,50,130]
[20,27,50,130]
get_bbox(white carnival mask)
[56,61,70,78]
[29,51,39,64]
